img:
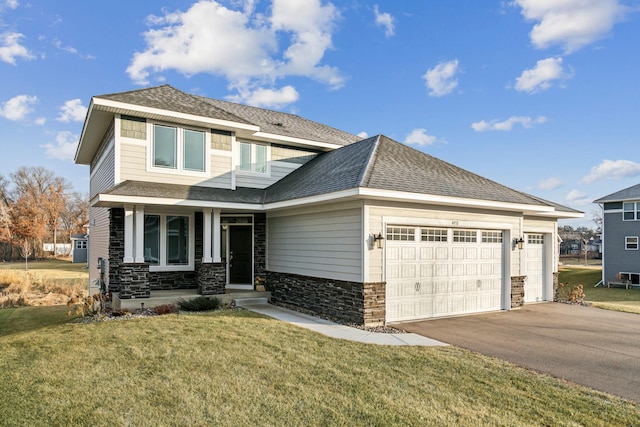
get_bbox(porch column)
[203,209,213,263]
[123,205,134,263]
[213,208,222,263]
[134,205,145,263]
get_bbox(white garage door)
[386,226,504,323]
[524,233,545,302]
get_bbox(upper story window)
[152,124,206,173]
[238,141,268,174]
[625,236,638,250]
[623,202,640,221]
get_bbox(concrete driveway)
[398,303,640,403]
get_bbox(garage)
[524,233,545,302]
[385,226,505,323]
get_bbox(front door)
[229,225,252,285]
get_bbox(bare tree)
[18,238,33,270]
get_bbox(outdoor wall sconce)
[373,233,385,249]
[514,237,525,250]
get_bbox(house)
[595,183,640,286]
[74,85,582,326]
[70,233,88,263]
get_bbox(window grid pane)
[528,234,544,244]
[481,231,502,243]
[240,142,251,171]
[453,230,476,243]
[144,215,160,265]
[255,144,267,173]
[153,125,177,168]
[183,129,205,171]
[166,216,189,265]
[387,227,415,241]
[421,228,447,242]
[625,236,638,250]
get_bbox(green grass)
[559,266,640,314]
[0,305,79,337]
[0,258,88,273]
[1,308,639,426]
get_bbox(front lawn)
[559,266,640,314]
[1,307,638,426]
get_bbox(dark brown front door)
[229,226,252,284]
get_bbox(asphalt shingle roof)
[594,183,640,203]
[96,85,360,146]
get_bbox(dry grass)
[1,308,639,426]
[0,259,87,308]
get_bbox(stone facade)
[510,275,526,308]
[553,272,559,302]
[118,263,150,299]
[108,208,125,293]
[198,263,226,295]
[254,213,266,279]
[266,271,386,326]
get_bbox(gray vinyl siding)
[267,206,363,282]
[90,135,115,198]
[235,162,300,189]
[602,209,640,282]
[119,142,232,189]
[88,206,110,292]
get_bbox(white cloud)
[471,115,546,132]
[537,177,563,190]
[0,32,34,64]
[5,0,19,9]
[566,189,587,201]
[582,159,640,183]
[57,99,88,122]
[127,0,343,106]
[374,5,395,37]
[226,85,299,108]
[513,0,629,53]
[514,57,571,93]
[404,128,438,146]
[423,59,459,97]
[0,94,37,121]
[42,131,78,162]
[34,117,46,125]
[357,131,369,139]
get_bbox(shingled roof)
[265,135,579,213]
[95,85,361,147]
[594,183,640,203]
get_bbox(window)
[75,240,87,249]
[421,228,447,242]
[144,214,192,269]
[387,227,415,241]
[528,234,544,245]
[625,236,638,250]
[238,142,268,174]
[623,202,640,221]
[481,231,502,243]
[453,230,477,243]
[152,124,206,173]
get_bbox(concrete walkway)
[235,299,447,346]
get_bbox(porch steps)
[234,297,270,307]
[111,290,271,310]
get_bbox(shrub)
[153,304,179,315]
[557,282,585,304]
[177,296,220,312]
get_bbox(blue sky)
[1,0,639,228]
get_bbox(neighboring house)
[595,183,640,286]
[74,85,582,326]
[71,233,88,263]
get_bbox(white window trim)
[625,236,639,251]
[147,122,210,177]
[145,212,195,272]
[623,201,640,221]
[235,140,271,177]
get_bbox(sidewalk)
[236,300,447,347]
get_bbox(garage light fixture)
[514,237,525,250]
[373,233,385,249]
